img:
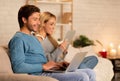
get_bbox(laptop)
[44,52,87,73]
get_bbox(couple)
[8,5,97,81]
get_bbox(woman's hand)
[60,40,68,51]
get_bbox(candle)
[110,49,116,57]
[109,43,114,50]
[117,45,120,56]
[108,43,114,55]
[102,49,106,52]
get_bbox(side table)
[107,56,120,81]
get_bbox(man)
[8,5,95,81]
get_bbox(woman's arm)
[43,39,68,62]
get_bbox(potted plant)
[73,35,95,48]
[73,35,95,53]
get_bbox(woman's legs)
[40,72,89,81]
[79,56,98,69]
[75,69,96,81]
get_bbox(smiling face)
[44,17,56,35]
[24,12,40,32]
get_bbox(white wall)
[0,0,25,45]
[0,0,120,53]
[74,0,120,52]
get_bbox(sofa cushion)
[0,46,13,74]
[0,74,58,81]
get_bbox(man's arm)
[9,37,43,73]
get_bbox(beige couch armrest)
[0,74,58,81]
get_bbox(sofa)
[0,46,58,81]
[0,44,114,81]
[65,45,114,81]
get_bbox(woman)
[34,11,97,81]
[35,11,98,69]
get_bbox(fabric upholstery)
[0,46,13,74]
[0,74,58,81]
[65,45,114,81]
[0,46,58,81]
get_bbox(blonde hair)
[39,12,58,48]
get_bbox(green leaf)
[73,35,95,48]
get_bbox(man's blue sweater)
[8,32,47,74]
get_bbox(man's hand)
[42,61,69,71]
[56,61,70,70]
[43,61,61,71]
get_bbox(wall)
[0,0,25,45]
[0,0,120,53]
[74,0,120,52]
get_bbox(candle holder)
[99,50,107,58]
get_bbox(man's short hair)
[18,5,40,28]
